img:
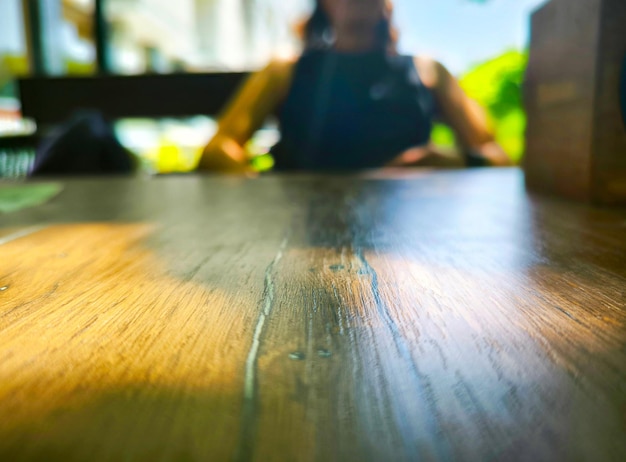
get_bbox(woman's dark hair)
[303,1,398,53]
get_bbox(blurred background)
[0,0,547,176]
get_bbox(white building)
[1,0,312,76]
[192,0,312,70]
[109,0,312,71]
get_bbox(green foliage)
[431,123,456,147]
[0,54,28,98]
[0,80,16,98]
[250,153,275,172]
[431,49,528,164]
[460,50,527,119]
[461,49,528,163]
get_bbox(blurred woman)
[198,0,511,173]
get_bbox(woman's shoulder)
[411,55,450,90]
[266,56,297,73]
[261,56,297,82]
[248,56,298,99]
[259,52,452,90]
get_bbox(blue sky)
[393,0,548,74]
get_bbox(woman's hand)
[388,145,464,168]
[197,59,295,175]
[470,141,513,167]
[389,142,512,168]
[198,135,256,175]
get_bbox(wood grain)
[0,169,625,461]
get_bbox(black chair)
[16,72,250,176]
[18,72,249,127]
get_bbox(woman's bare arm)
[415,57,512,167]
[198,59,295,173]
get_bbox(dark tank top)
[271,49,436,170]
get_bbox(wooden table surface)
[1,168,625,462]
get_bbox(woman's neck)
[333,30,377,53]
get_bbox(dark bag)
[31,111,135,176]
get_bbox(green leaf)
[0,183,63,214]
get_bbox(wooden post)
[524,0,626,205]
[21,0,66,76]
[621,56,626,128]
[21,0,45,76]
[94,0,111,74]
